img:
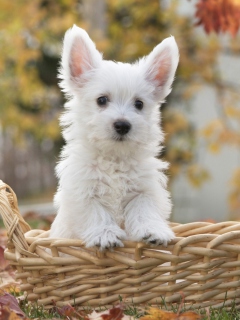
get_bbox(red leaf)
[101,307,124,320]
[88,305,131,320]
[0,292,26,318]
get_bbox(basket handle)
[0,180,31,252]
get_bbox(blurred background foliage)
[0,0,240,219]
[0,0,79,145]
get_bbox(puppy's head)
[59,25,179,153]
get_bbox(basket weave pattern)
[1,180,240,309]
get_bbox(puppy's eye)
[97,96,108,106]
[134,99,143,110]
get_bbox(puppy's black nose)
[113,120,131,135]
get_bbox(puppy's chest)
[93,159,138,218]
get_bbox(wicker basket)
[1,180,240,310]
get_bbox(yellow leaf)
[140,308,201,320]
[187,164,210,188]
[208,142,220,153]
[201,119,223,138]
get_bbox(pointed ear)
[59,25,102,94]
[143,36,179,101]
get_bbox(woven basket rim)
[2,179,240,310]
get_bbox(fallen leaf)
[0,229,8,247]
[140,308,201,320]
[88,305,132,320]
[52,302,88,319]
[0,304,29,320]
[0,305,24,320]
[0,246,9,270]
[0,273,20,293]
[55,304,76,317]
[178,311,202,320]
[0,292,26,318]
[0,248,20,293]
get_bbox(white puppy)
[50,25,179,250]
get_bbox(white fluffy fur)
[50,25,179,250]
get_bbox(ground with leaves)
[0,297,203,320]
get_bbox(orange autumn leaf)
[0,305,26,320]
[195,0,240,36]
[1,305,31,320]
[140,308,202,320]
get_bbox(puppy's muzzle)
[113,120,131,136]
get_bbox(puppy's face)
[59,26,179,150]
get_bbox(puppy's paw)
[142,226,174,246]
[86,228,126,251]
[130,223,174,247]
[93,236,123,250]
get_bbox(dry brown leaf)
[0,246,20,293]
[0,272,20,293]
[140,308,201,320]
[0,305,25,320]
[52,301,88,319]
[178,311,202,320]
[0,230,8,247]
[0,246,9,271]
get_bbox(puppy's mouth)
[113,135,126,142]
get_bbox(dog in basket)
[50,25,179,250]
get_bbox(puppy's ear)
[59,25,102,94]
[143,36,179,101]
